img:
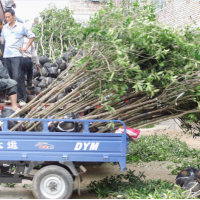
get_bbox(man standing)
[32,17,39,28]
[22,36,40,89]
[0,8,35,106]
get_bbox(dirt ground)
[0,130,199,199]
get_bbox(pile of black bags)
[26,47,82,103]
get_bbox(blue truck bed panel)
[0,118,128,172]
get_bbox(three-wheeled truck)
[0,117,128,199]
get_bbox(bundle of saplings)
[8,2,200,134]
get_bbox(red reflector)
[0,106,3,110]
[126,100,129,102]
[80,113,84,117]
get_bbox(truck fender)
[25,161,44,175]
[59,161,79,176]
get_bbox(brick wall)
[157,0,200,27]
[68,0,105,16]
[68,0,200,27]
[67,0,122,23]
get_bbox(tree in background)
[32,4,82,62]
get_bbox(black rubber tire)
[32,165,74,199]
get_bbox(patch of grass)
[23,184,31,188]
[3,183,15,187]
[143,124,155,129]
[87,170,191,199]
[170,159,200,175]
[127,134,200,163]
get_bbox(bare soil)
[0,130,198,199]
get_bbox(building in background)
[68,0,200,27]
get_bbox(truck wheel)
[32,165,73,199]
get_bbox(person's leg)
[7,86,20,112]
[3,58,12,102]
[3,58,12,78]
[21,57,33,87]
[15,16,23,23]
[10,57,26,103]
[9,94,20,111]
[27,61,33,87]
[21,57,26,84]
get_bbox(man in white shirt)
[0,8,35,106]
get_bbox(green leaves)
[87,170,189,199]
[133,81,143,92]
[127,134,200,163]
[113,84,118,92]
[32,4,82,60]
[107,28,115,36]
[109,72,115,82]
[33,0,200,125]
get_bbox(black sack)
[40,67,49,77]
[62,52,72,62]
[56,93,65,101]
[38,76,46,81]
[51,62,58,67]
[56,58,62,66]
[65,86,72,94]
[35,122,56,132]
[56,112,83,132]
[176,167,199,187]
[68,47,78,56]
[36,87,42,95]
[45,77,53,86]
[38,80,47,89]
[1,108,18,130]
[48,66,59,77]
[26,86,36,95]
[43,62,51,69]
[27,94,36,102]
[46,95,56,103]
[33,68,40,78]
[39,55,50,65]
[182,171,200,195]
[32,79,39,87]
[59,61,67,71]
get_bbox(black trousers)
[0,44,4,65]
[3,57,26,102]
[21,57,33,86]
